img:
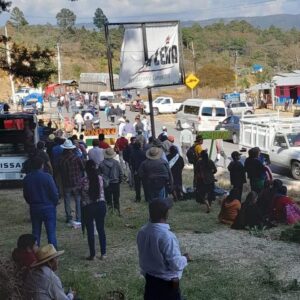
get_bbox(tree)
[10,7,28,27]
[56,8,76,30]
[0,0,11,13]
[0,42,56,87]
[93,8,108,31]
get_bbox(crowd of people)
[9,104,300,299]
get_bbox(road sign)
[185,74,200,89]
[196,130,230,140]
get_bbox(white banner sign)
[118,24,182,89]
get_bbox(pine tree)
[93,8,108,31]
[10,7,28,27]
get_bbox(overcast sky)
[1,0,300,25]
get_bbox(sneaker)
[100,254,107,260]
[67,220,74,227]
[86,256,95,261]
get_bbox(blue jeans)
[84,201,107,257]
[30,207,57,248]
[148,186,166,203]
[64,187,81,222]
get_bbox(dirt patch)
[179,229,300,292]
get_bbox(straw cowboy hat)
[181,122,190,129]
[60,139,76,149]
[48,134,55,140]
[146,147,163,160]
[31,244,64,268]
[104,147,116,159]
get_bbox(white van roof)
[182,98,225,107]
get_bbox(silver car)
[227,101,254,116]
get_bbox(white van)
[98,91,115,110]
[176,99,227,131]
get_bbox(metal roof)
[80,73,119,83]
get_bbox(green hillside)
[1,20,300,92]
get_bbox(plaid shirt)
[59,151,84,188]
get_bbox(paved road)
[43,103,300,189]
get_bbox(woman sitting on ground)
[272,186,300,224]
[12,234,38,268]
[218,188,241,225]
[232,191,264,229]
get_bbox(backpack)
[186,145,197,164]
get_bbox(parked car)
[215,115,240,144]
[143,97,181,116]
[176,98,227,132]
[227,101,254,116]
[239,113,300,180]
[98,91,115,110]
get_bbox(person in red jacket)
[115,134,129,176]
[98,133,110,149]
[12,234,38,268]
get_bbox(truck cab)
[239,113,300,180]
[0,113,38,181]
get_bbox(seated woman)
[12,234,38,268]
[232,191,264,229]
[218,188,241,225]
[24,244,74,300]
[273,186,300,224]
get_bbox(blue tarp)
[23,93,43,104]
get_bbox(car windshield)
[287,133,300,147]
[154,98,164,103]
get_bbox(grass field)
[1,170,300,300]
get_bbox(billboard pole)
[142,23,156,139]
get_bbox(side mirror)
[280,142,288,148]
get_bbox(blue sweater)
[23,170,59,211]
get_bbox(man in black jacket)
[227,151,246,201]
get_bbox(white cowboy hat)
[104,147,116,159]
[61,139,76,149]
[118,118,125,123]
[31,244,64,268]
[146,147,163,160]
[181,122,190,129]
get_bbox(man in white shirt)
[88,139,104,168]
[137,198,189,300]
[179,123,194,165]
[74,112,84,133]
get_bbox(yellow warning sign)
[185,74,200,89]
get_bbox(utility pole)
[234,50,238,90]
[57,43,62,84]
[191,41,197,96]
[4,25,16,105]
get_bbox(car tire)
[176,121,182,131]
[232,133,239,144]
[291,161,300,180]
[153,108,159,116]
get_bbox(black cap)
[231,151,241,159]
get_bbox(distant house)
[273,71,300,104]
[79,73,119,93]
[61,80,78,86]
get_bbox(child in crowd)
[12,234,38,268]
